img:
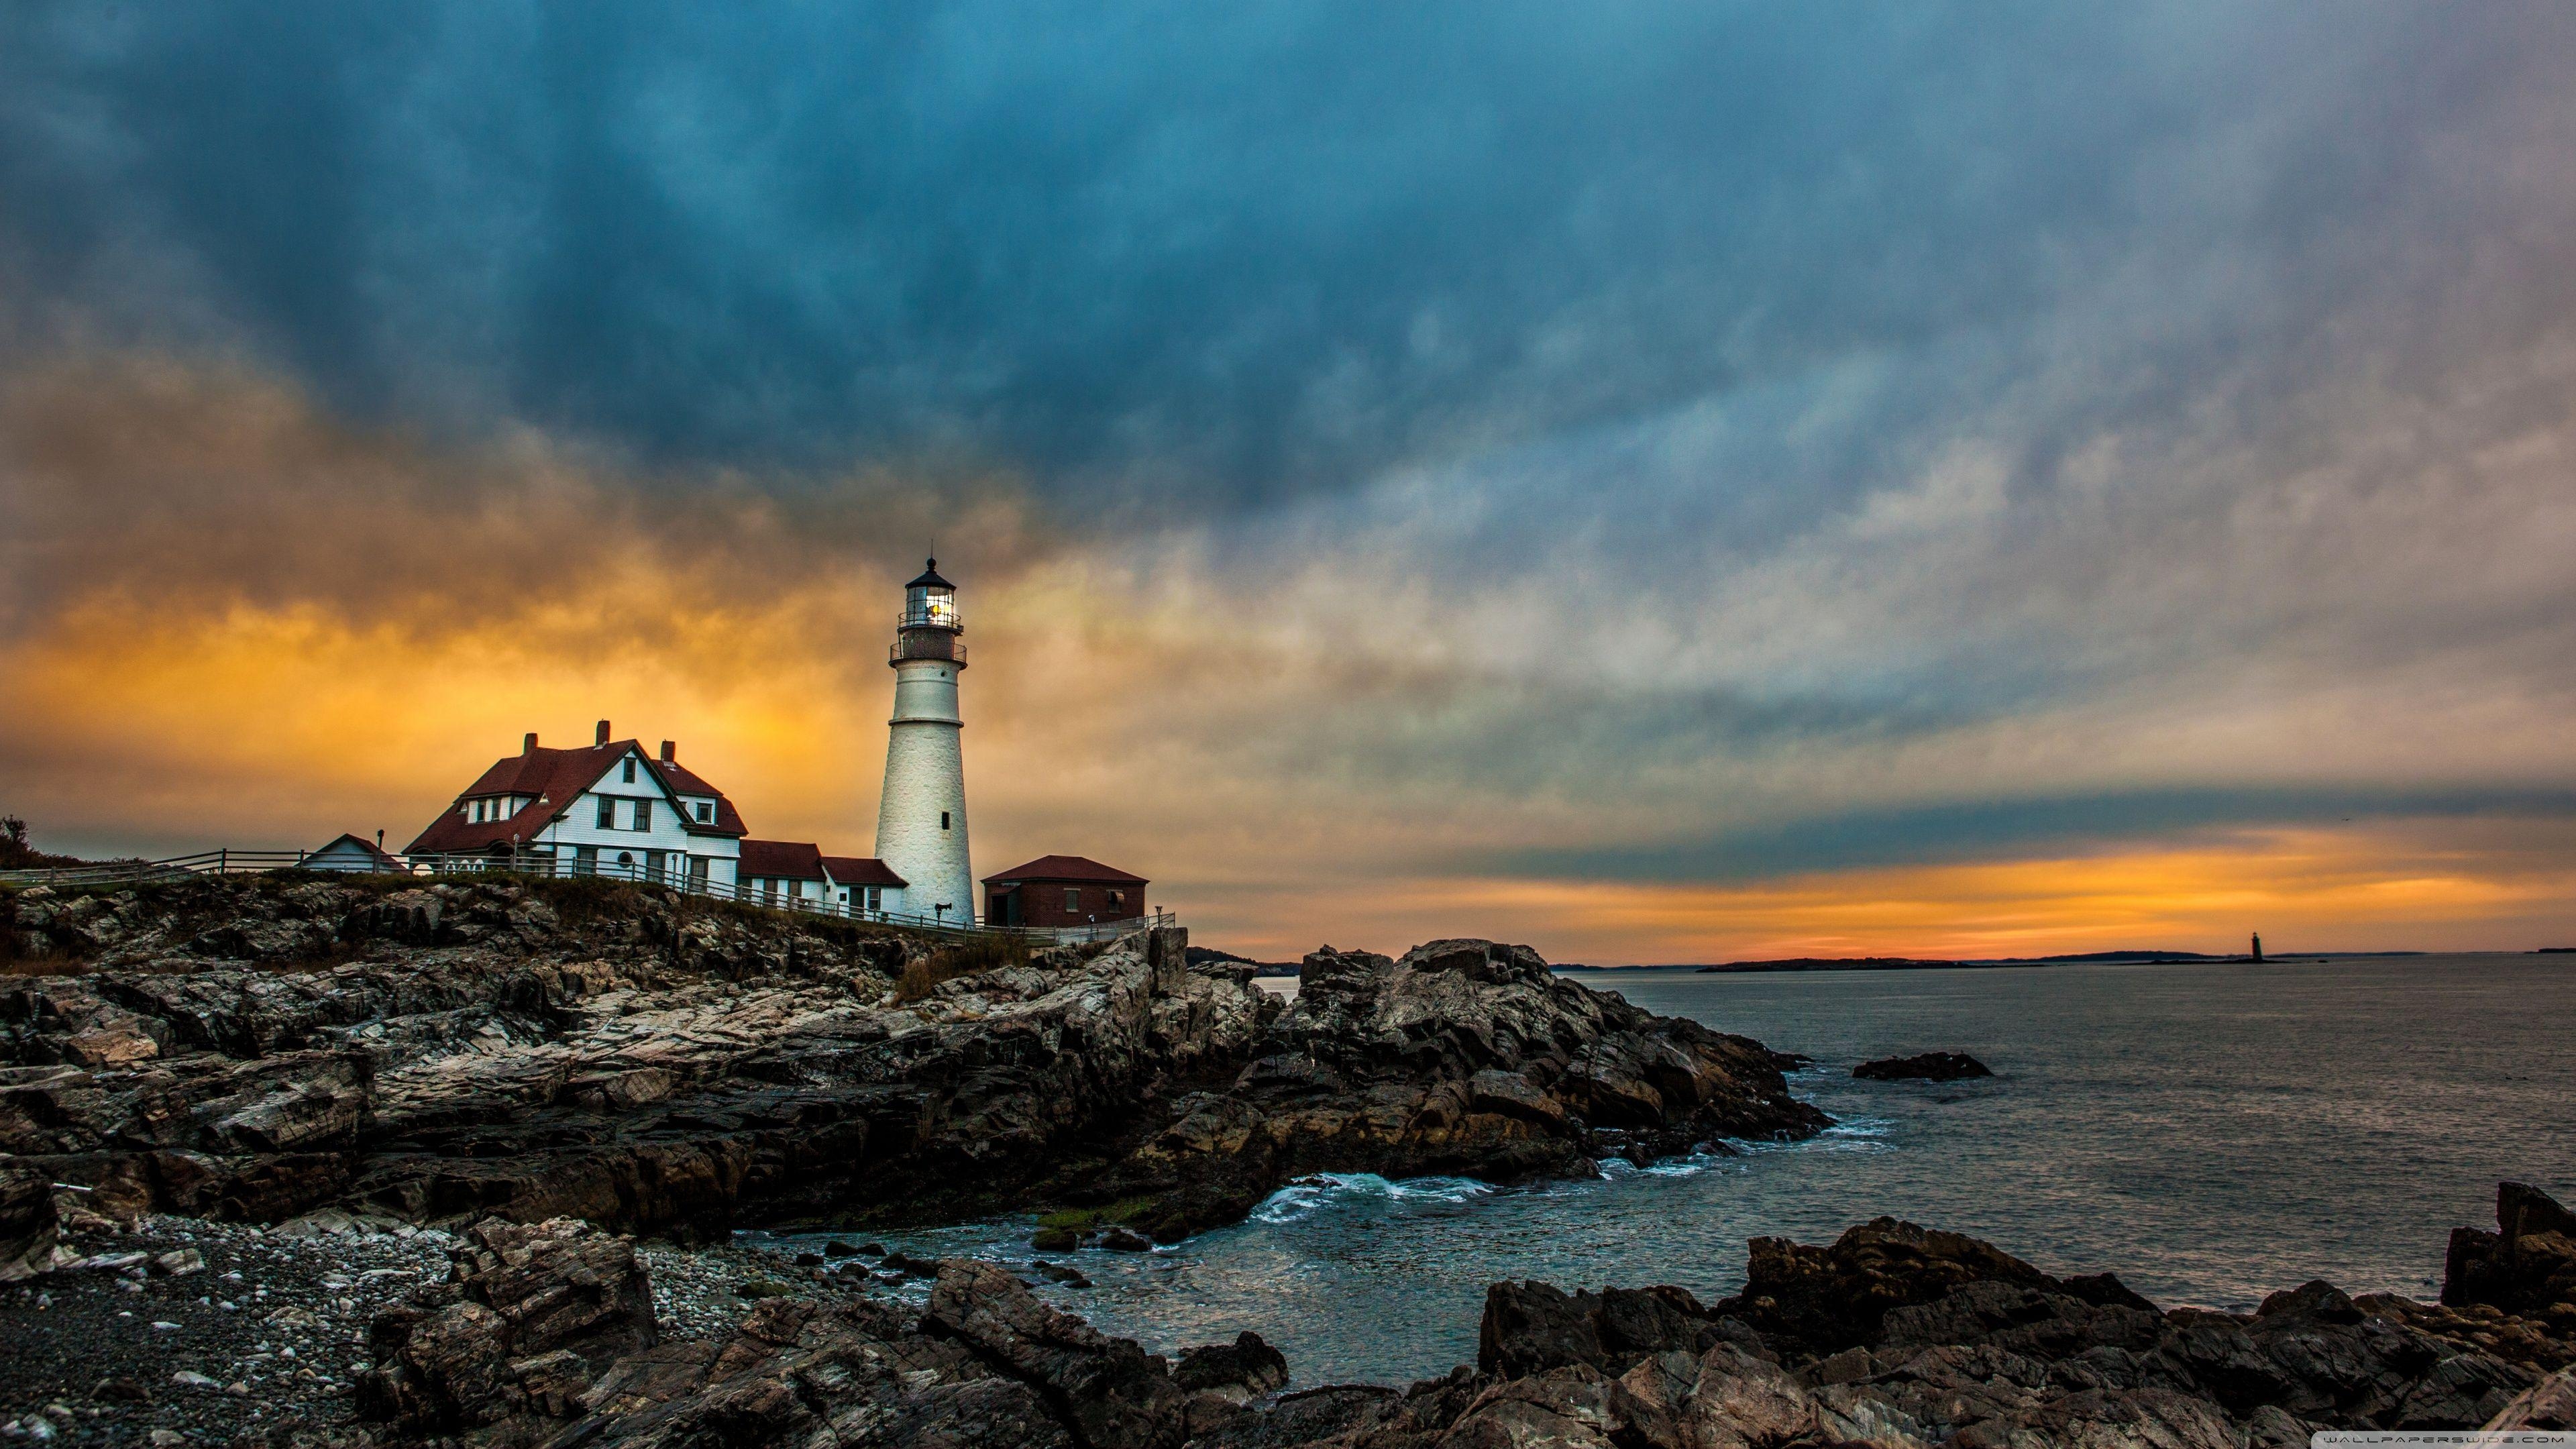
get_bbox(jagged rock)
[2485,1366,2576,1430]
[1854,1051,1994,1082]
[358,1216,659,1431]
[2445,1181,2576,1321]
[2358,1290,2576,1371]
[580,1293,1076,1449]
[1717,1216,2071,1356]
[1099,938,1825,1240]
[1175,1332,1289,1400]
[0,1155,58,1281]
[1479,1280,1754,1379]
[928,1260,1199,1446]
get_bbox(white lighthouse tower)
[874,559,975,923]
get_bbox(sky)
[3,2,2572,962]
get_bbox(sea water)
[763,954,2576,1385]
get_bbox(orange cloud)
[1395,822,2576,963]
[4,349,2572,964]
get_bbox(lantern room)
[903,559,961,631]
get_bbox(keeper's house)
[405,720,914,914]
[737,839,910,916]
[982,855,1146,928]
[404,720,749,888]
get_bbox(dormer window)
[695,802,714,823]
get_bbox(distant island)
[1215,947,2470,977]
[1680,949,2428,972]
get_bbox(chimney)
[523,731,539,754]
[595,719,611,747]
[376,829,384,849]
[659,739,676,763]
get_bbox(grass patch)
[896,933,1030,1002]
[1034,1196,1159,1232]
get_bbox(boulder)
[1717,1216,2065,1356]
[2484,1366,2576,1430]
[359,1216,659,1431]
[927,1259,1197,1448]
[1854,1051,1994,1082]
[1173,1332,1290,1400]
[2445,1181,2576,1319]
[1479,1280,1748,1378]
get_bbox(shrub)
[895,933,1030,1002]
[1033,1197,1158,1232]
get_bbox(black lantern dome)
[902,557,961,632]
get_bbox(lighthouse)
[874,559,974,923]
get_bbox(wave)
[1724,1114,1896,1156]
[1249,1172,1498,1224]
[1595,1151,1725,1181]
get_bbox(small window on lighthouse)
[941,811,951,830]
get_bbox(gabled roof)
[820,855,906,888]
[649,757,749,836]
[981,855,1147,886]
[311,833,402,868]
[404,739,747,857]
[739,839,826,880]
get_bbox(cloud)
[2,5,2574,958]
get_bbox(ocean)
[765,953,2576,1386]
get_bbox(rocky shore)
[3,873,1818,1252]
[12,1181,2570,1448]
[9,873,2574,1445]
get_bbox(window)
[689,857,709,888]
[1064,888,1081,912]
[575,845,597,875]
[695,801,713,822]
[597,796,615,828]
[1108,890,1126,910]
[615,851,635,877]
[866,886,882,910]
[623,759,637,784]
[941,811,951,830]
[760,879,775,906]
[634,800,652,831]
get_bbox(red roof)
[820,855,906,887]
[739,839,825,880]
[649,757,748,836]
[312,833,402,868]
[403,739,747,857]
[981,855,1147,886]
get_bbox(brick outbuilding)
[981,855,1147,928]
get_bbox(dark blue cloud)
[1489,788,2576,883]
[9,1,2569,519]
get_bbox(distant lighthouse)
[875,559,974,922]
